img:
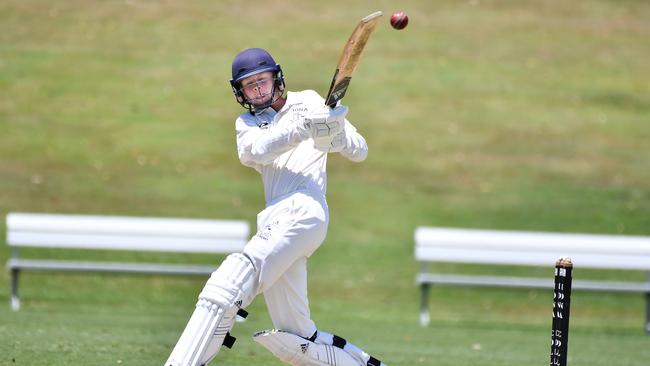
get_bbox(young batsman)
[164,48,385,366]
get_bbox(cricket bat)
[324,11,383,108]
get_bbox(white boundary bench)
[414,227,650,333]
[5,213,250,311]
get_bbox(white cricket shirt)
[235,90,367,205]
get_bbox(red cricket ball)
[390,11,409,30]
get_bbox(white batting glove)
[299,105,348,139]
[314,130,347,153]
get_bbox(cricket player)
[164,48,386,366]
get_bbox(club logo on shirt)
[256,220,282,240]
[291,105,308,123]
[255,114,272,129]
[256,224,272,240]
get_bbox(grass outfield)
[1,0,649,365]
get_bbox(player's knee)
[199,252,257,308]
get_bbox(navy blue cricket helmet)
[230,48,285,114]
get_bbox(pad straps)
[221,309,249,349]
[311,331,386,366]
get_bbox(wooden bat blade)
[325,11,382,107]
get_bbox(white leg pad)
[198,307,237,365]
[313,331,387,366]
[253,329,363,366]
[165,299,226,366]
[164,253,256,366]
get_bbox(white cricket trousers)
[242,190,328,338]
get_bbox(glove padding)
[299,105,348,139]
[314,130,347,153]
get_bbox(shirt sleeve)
[338,120,368,162]
[235,115,305,167]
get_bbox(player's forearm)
[250,127,303,163]
[239,125,304,166]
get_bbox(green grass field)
[1,0,649,365]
